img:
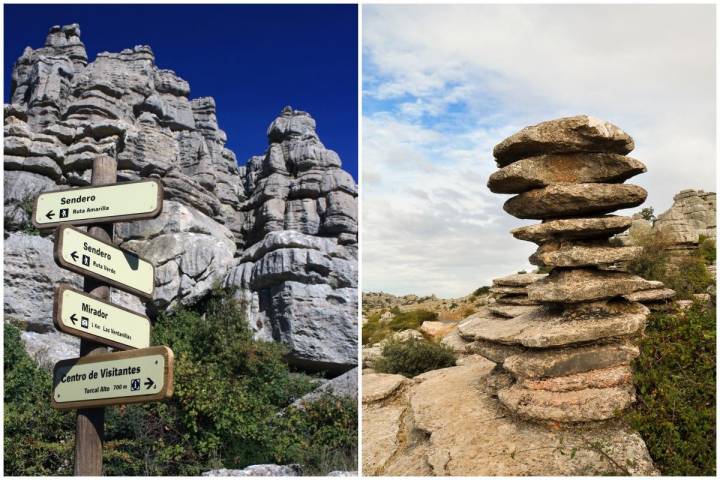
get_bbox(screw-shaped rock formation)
[480,115,657,423]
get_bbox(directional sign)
[54,226,155,299]
[33,179,163,229]
[53,285,151,350]
[52,346,173,410]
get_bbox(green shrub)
[3,324,75,476]
[698,235,716,264]
[374,338,456,377]
[626,231,712,299]
[626,303,716,475]
[362,309,439,345]
[471,286,490,297]
[4,288,357,475]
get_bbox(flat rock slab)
[440,328,472,353]
[363,400,407,475]
[512,216,632,244]
[492,272,547,286]
[624,288,676,302]
[518,365,633,392]
[504,184,647,220]
[531,243,642,269]
[488,304,539,318]
[527,269,655,303]
[503,343,640,379]
[493,115,635,166]
[495,295,539,306]
[458,304,647,348]
[367,358,658,475]
[488,152,646,193]
[363,373,408,404]
[498,384,636,423]
[489,285,527,295]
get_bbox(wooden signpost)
[53,285,151,350]
[54,225,155,299]
[52,346,174,410]
[32,178,163,228]
[33,155,173,476]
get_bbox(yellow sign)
[55,226,155,299]
[33,179,163,228]
[54,285,151,350]
[52,346,174,409]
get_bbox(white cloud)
[362,4,716,297]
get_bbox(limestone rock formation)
[481,116,652,423]
[362,356,657,476]
[4,24,357,373]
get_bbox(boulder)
[488,152,646,193]
[531,242,642,270]
[517,365,632,392]
[493,115,634,166]
[504,184,647,220]
[498,384,636,422]
[202,465,300,477]
[527,269,654,303]
[492,272,547,286]
[512,216,632,244]
[503,343,639,379]
[458,303,647,348]
[419,321,455,339]
[290,367,357,408]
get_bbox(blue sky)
[363,4,716,297]
[4,4,358,180]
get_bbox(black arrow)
[70,314,78,325]
[144,378,155,389]
[45,210,55,220]
[71,251,79,262]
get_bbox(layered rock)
[4,24,357,373]
[362,357,657,475]
[478,116,654,423]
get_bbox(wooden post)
[74,155,116,476]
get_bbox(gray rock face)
[4,24,357,374]
[486,116,652,423]
[654,189,716,244]
[290,367,358,408]
[4,232,82,330]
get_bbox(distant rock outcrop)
[4,24,357,373]
[617,189,716,266]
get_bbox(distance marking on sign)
[54,225,155,299]
[53,285,151,350]
[52,346,174,410]
[33,179,163,229]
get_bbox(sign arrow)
[70,251,79,262]
[46,210,55,220]
[144,378,155,390]
[70,313,78,325]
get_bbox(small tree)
[639,207,656,223]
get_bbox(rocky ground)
[362,356,658,476]
[362,290,490,322]
[4,24,357,375]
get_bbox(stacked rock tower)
[479,115,657,423]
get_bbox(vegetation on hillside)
[623,228,716,475]
[373,337,456,378]
[4,288,357,476]
[362,307,438,345]
[626,231,713,299]
[626,302,715,475]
